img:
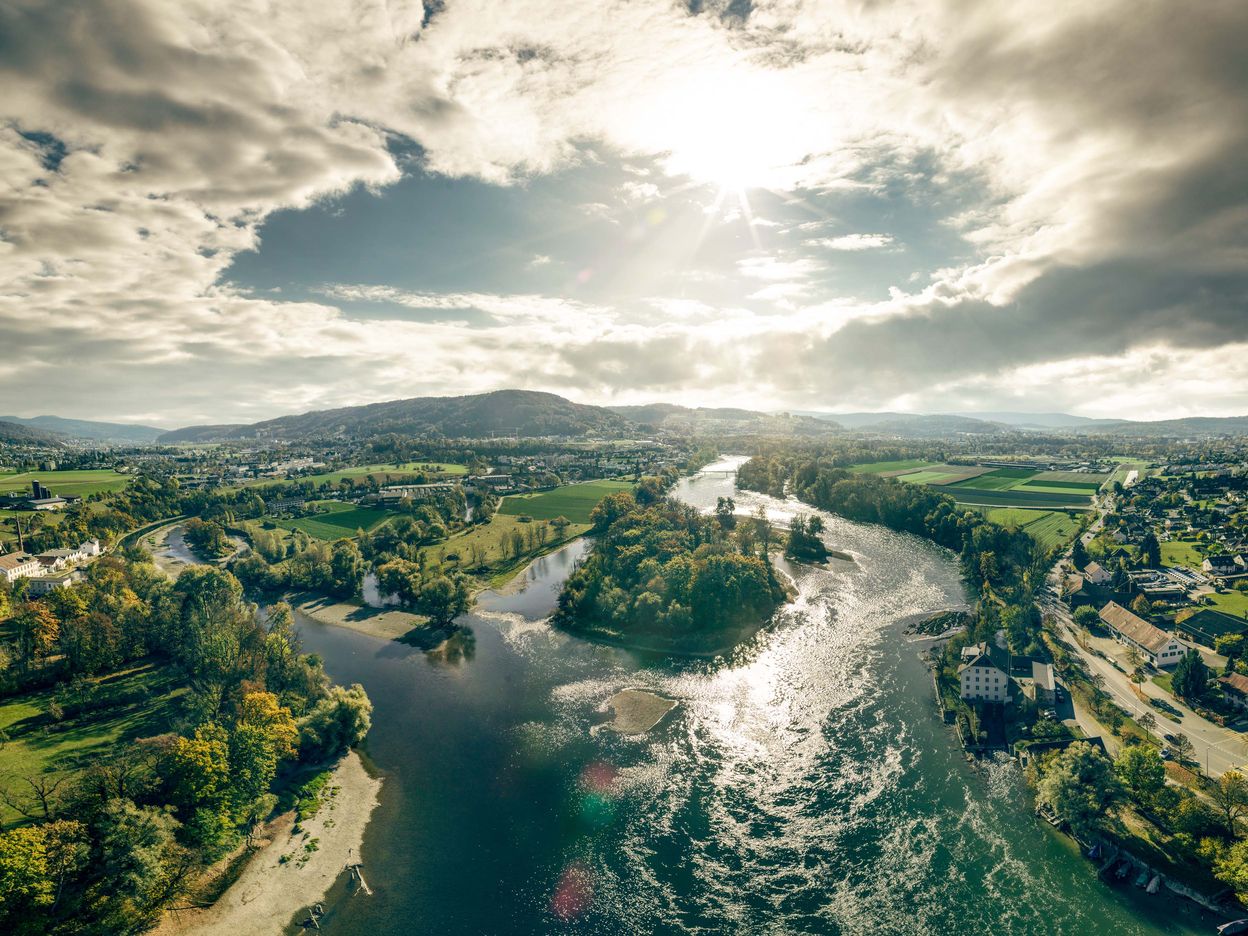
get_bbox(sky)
[3,0,1247,428]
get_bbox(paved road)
[1045,498,1248,776]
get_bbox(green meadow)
[0,468,131,498]
[499,479,635,524]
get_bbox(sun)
[637,66,805,193]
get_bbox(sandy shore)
[291,592,426,640]
[601,688,679,734]
[155,751,382,936]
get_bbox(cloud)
[806,234,894,251]
[2,0,1247,422]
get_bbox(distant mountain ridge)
[607,403,838,435]
[0,419,66,445]
[159,390,634,442]
[1,414,167,443]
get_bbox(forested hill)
[0,418,65,445]
[159,390,635,442]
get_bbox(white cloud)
[806,234,894,251]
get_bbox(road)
[1044,492,1248,777]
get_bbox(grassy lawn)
[980,508,1082,551]
[434,515,590,585]
[0,661,187,825]
[1208,589,1248,620]
[277,505,392,540]
[499,479,634,524]
[1151,672,1174,695]
[949,473,1032,491]
[846,459,934,474]
[0,509,68,545]
[0,469,130,498]
[1160,539,1205,570]
[896,469,964,484]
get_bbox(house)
[1220,673,1248,711]
[0,551,42,583]
[378,482,459,503]
[267,496,306,513]
[958,642,1012,704]
[1084,562,1113,585]
[27,569,81,596]
[34,540,101,570]
[1203,555,1240,577]
[1029,661,1058,704]
[1098,601,1187,668]
[468,474,513,490]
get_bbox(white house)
[1098,601,1186,668]
[1083,561,1112,585]
[27,569,81,596]
[0,551,42,583]
[958,642,1012,704]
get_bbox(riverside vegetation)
[739,448,1248,908]
[553,474,789,654]
[0,538,371,933]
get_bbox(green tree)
[1171,649,1209,701]
[1130,594,1152,618]
[1210,771,1248,838]
[714,497,737,530]
[1172,732,1196,767]
[1071,538,1089,570]
[1115,745,1166,808]
[299,684,373,761]
[0,819,88,923]
[1035,741,1123,839]
[1073,605,1100,630]
[1140,531,1161,568]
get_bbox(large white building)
[1098,601,1187,668]
[0,551,43,583]
[958,642,1012,704]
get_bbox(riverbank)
[154,751,382,936]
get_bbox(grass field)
[949,473,1032,491]
[1034,470,1111,484]
[847,459,934,475]
[1015,479,1102,492]
[247,462,467,489]
[433,514,591,585]
[944,487,1094,509]
[0,661,186,825]
[1106,461,1150,489]
[1209,590,1248,619]
[897,469,962,485]
[1161,539,1205,570]
[0,468,130,498]
[981,508,1083,551]
[499,479,635,524]
[277,502,392,540]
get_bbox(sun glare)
[641,68,804,193]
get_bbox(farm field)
[1106,460,1150,488]
[0,508,67,545]
[949,471,1033,491]
[247,462,467,489]
[981,508,1084,551]
[897,469,961,485]
[1034,470,1112,484]
[499,479,635,524]
[847,459,934,475]
[0,661,186,825]
[278,502,392,540]
[0,468,130,497]
[943,486,1094,509]
[1013,481,1102,495]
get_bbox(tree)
[1071,538,1089,570]
[94,799,187,921]
[1172,732,1196,767]
[1171,649,1209,701]
[11,602,60,666]
[1137,711,1157,736]
[1210,771,1248,838]
[1140,531,1161,568]
[0,819,88,923]
[1115,745,1166,808]
[299,684,373,761]
[714,497,737,530]
[1073,605,1100,630]
[1035,742,1123,839]
[328,539,365,599]
[1130,594,1152,618]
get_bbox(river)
[290,457,1211,935]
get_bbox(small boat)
[1134,869,1149,888]
[1146,874,1161,894]
[1218,921,1248,936]
[1115,861,1131,880]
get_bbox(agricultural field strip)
[499,479,635,524]
[847,459,934,475]
[943,487,1094,509]
[0,469,131,496]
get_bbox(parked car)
[1163,733,1179,744]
